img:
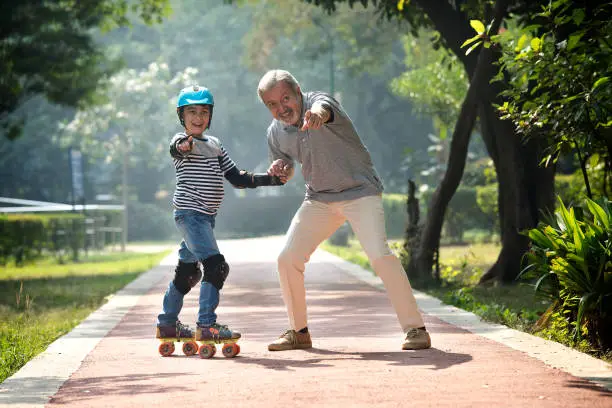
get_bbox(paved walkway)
[1,236,610,407]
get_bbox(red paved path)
[4,238,610,407]
[45,239,612,408]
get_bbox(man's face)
[182,104,211,135]
[261,81,302,126]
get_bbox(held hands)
[177,135,194,154]
[267,159,294,184]
[300,104,330,131]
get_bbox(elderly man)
[260,69,431,351]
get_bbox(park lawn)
[0,250,170,384]
[320,238,612,362]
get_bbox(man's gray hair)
[257,70,300,102]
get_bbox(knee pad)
[173,261,202,295]
[201,254,230,290]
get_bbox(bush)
[0,214,88,264]
[554,174,584,207]
[521,196,612,351]
[420,187,495,243]
[0,212,126,264]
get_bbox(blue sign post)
[69,148,85,211]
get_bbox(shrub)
[0,214,86,264]
[520,197,612,351]
[0,212,123,264]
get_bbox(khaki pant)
[277,195,425,333]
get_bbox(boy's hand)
[267,159,294,183]
[300,104,330,131]
[177,136,194,153]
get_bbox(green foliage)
[0,213,123,265]
[521,197,612,349]
[495,1,612,196]
[534,310,591,353]
[420,186,495,242]
[0,98,77,201]
[475,183,498,222]
[61,63,195,167]
[462,158,497,187]
[390,30,468,128]
[440,287,540,332]
[555,169,609,208]
[321,237,373,271]
[0,250,168,383]
[1,0,170,138]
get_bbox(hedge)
[0,212,121,265]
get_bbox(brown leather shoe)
[268,329,312,351]
[402,328,431,350]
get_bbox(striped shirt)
[171,133,236,215]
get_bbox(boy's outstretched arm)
[169,134,193,159]
[224,167,284,189]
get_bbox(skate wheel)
[182,341,198,356]
[159,341,175,357]
[222,343,239,358]
[198,343,215,359]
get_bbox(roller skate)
[156,321,199,357]
[194,322,241,359]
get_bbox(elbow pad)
[252,172,284,187]
[240,170,284,188]
[225,167,283,188]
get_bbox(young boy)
[156,85,283,345]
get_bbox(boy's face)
[261,81,302,127]
[183,104,211,135]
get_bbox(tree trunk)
[410,0,507,280]
[477,104,556,283]
[478,104,532,283]
[410,62,481,279]
[412,0,556,284]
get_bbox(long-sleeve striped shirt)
[170,133,236,215]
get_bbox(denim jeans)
[157,209,221,327]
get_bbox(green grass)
[0,250,170,383]
[321,238,611,362]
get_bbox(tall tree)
[0,0,170,139]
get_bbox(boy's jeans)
[157,209,220,327]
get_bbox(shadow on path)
[232,347,472,371]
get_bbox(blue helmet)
[176,85,214,129]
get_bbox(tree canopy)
[0,0,170,139]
